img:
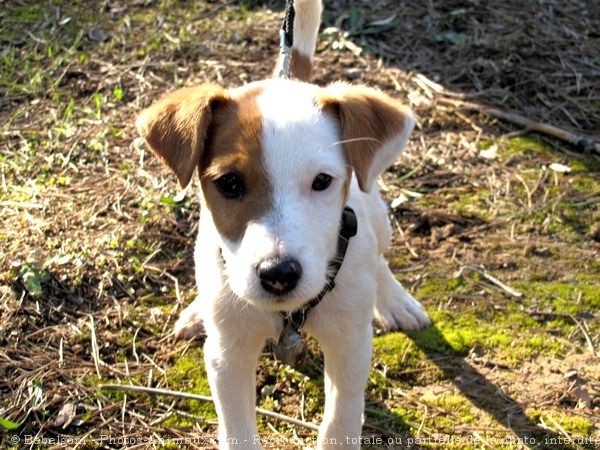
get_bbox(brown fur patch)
[290,49,312,81]
[136,85,230,188]
[272,49,313,81]
[341,167,353,205]
[137,84,271,242]
[200,86,272,242]
[316,84,411,191]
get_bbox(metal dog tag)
[272,322,306,368]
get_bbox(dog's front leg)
[204,337,261,449]
[203,304,277,450]
[315,325,373,449]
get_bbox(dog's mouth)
[241,280,325,312]
[218,251,323,310]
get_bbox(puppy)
[136,0,430,448]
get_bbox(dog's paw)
[374,290,431,331]
[173,308,205,340]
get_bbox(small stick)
[389,213,419,259]
[88,315,102,378]
[198,0,236,19]
[568,314,598,358]
[456,265,523,298]
[99,384,320,432]
[438,98,600,154]
[412,73,599,153]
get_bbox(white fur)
[174,80,430,450]
[291,0,322,58]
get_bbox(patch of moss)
[570,176,600,197]
[388,406,420,426]
[433,394,476,424]
[569,156,600,173]
[0,4,44,28]
[501,136,555,158]
[449,189,494,221]
[165,347,216,423]
[414,276,472,300]
[411,316,473,355]
[385,273,581,365]
[373,333,423,371]
[517,279,600,314]
[364,406,413,435]
[500,136,600,173]
[526,408,595,437]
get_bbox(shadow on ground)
[406,325,586,450]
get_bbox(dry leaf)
[53,402,77,429]
[479,144,498,160]
[549,163,571,173]
[391,193,409,209]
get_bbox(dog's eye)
[312,173,333,191]
[215,172,246,199]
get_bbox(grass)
[1,1,599,449]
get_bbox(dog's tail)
[274,0,322,81]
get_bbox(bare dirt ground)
[1,1,599,449]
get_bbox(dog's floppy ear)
[317,82,415,193]
[136,85,230,188]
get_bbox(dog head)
[137,79,414,311]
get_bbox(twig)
[198,0,236,19]
[523,309,570,319]
[389,213,419,259]
[568,314,598,358]
[438,97,600,154]
[455,265,523,298]
[541,414,575,444]
[99,384,320,432]
[88,315,102,378]
[468,355,512,370]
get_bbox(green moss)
[500,135,600,172]
[501,136,555,158]
[426,392,473,416]
[388,406,419,426]
[0,4,44,27]
[165,348,216,422]
[414,276,472,300]
[373,333,421,371]
[516,280,600,314]
[450,189,493,220]
[167,348,210,392]
[569,156,600,173]
[526,408,595,436]
[570,176,600,197]
[382,273,585,365]
[364,406,413,435]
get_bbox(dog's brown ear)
[317,83,415,193]
[136,85,230,188]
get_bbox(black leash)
[272,207,358,367]
[275,0,296,79]
[282,0,295,48]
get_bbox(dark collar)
[281,206,358,330]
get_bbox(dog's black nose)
[257,257,302,295]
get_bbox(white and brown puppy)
[136,0,430,448]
